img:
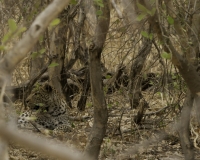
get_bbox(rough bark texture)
[65,2,85,71]
[48,23,67,94]
[48,23,76,109]
[145,1,200,95]
[30,43,45,80]
[0,0,71,75]
[128,39,152,109]
[190,1,200,60]
[0,1,71,159]
[141,1,200,159]
[84,0,110,159]
[134,99,148,124]
[77,67,90,111]
[85,50,108,159]
[104,65,126,94]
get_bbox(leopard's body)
[18,83,71,133]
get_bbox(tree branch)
[0,125,86,160]
[0,0,71,74]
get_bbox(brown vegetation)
[0,0,200,159]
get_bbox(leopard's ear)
[43,83,53,92]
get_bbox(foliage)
[136,2,156,21]
[70,0,77,5]
[141,31,153,40]
[48,62,59,68]
[94,0,104,16]
[50,18,60,27]
[161,52,171,59]
[1,0,199,159]
[1,19,26,50]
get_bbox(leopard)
[17,82,72,134]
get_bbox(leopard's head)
[26,83,54,112]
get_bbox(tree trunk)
[48,23,67,94]
[178,92,194,160]
[77,67,90,111]
[140,1,200,159]
[0,1,71,159]
[128,38,152,109]
[85,49,108,159]
[30,43,45,80]
[84,0,110,159]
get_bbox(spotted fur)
[18,83,71,133]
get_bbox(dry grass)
[2,2,200,159]
[9,81,199,159]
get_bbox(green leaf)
[31,52,40,58]
[105,75,111,79]
[17,27,26,33]
[96,10,103,16]
[39,36,44,42]
[103,86,108,93]
[98,3,104,7]
[141,31,149,38]
[2,22,26,44]
[31,49,45,58]
[156,92,161,96]
[150,8,156,16]
[167,16,174,25]
[8,19,17,32]
[98,3,104,8]
[137,3,155,16]
[15,27,27,37]
[136,14,147,21]
[149,33,153,40]
[0,45,5,51]
[161,52,171,59]
[70,0,77,4]
[2,33,11,43]
[48,62,59,68]
[108,103,112,108]
[39,48,45,54]
[87,103,92,107]
[96,1,104,7]
[50,18,60,27]
[137,2,148,13]
[141,31,153,39]
[94,0,104,7]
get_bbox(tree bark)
[140,1,200,159]
[128,38,152,109]
[77,67,90,111]
[0,0,71,75]
[0,1,71,159]
[48,24,67,94]
[84,0,110,159]
[178,92,194,160]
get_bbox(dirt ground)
[8,88,200,160]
